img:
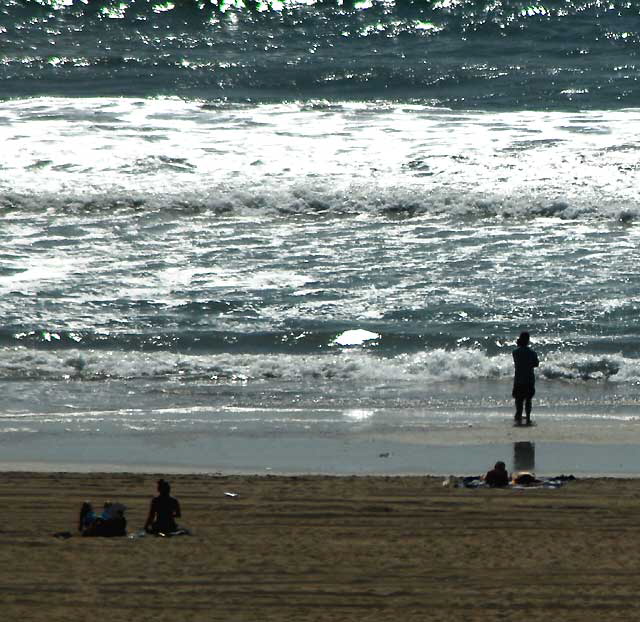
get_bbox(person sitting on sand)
[512,331,539,425]
[484,461,510,487]
[144,479,181,535]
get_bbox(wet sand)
[3,436,640,477]
[2,472,640,621]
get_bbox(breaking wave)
[2,188,639,222]
[2,346,639,384]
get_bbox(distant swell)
[2,0,640,107]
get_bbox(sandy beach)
[2,472,640,621]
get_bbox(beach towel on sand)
[452,474,576,489]
[128,527,192,539]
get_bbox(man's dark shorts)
[512,384,535,400]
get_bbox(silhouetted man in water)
[512,331,539,425]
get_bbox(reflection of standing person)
[513,441,536,472]
[512,331,539,425]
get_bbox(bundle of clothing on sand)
[442,461,576,490]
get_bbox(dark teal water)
[2,0,640,108]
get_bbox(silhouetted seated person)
[79,501,127,537]
[144,479,181,535]
[484,461,510,487]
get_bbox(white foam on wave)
[332,329,380,346]
[3,98,640,221]
[542,352,640,383]
[3,183,640,222]
[1,346,639,385]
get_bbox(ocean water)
[2,0,640,474]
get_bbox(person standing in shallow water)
[512,331,539,425]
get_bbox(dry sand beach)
[1,472,640,621]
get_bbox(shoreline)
[2,467,640,479]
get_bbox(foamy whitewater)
[2,0,640,474]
